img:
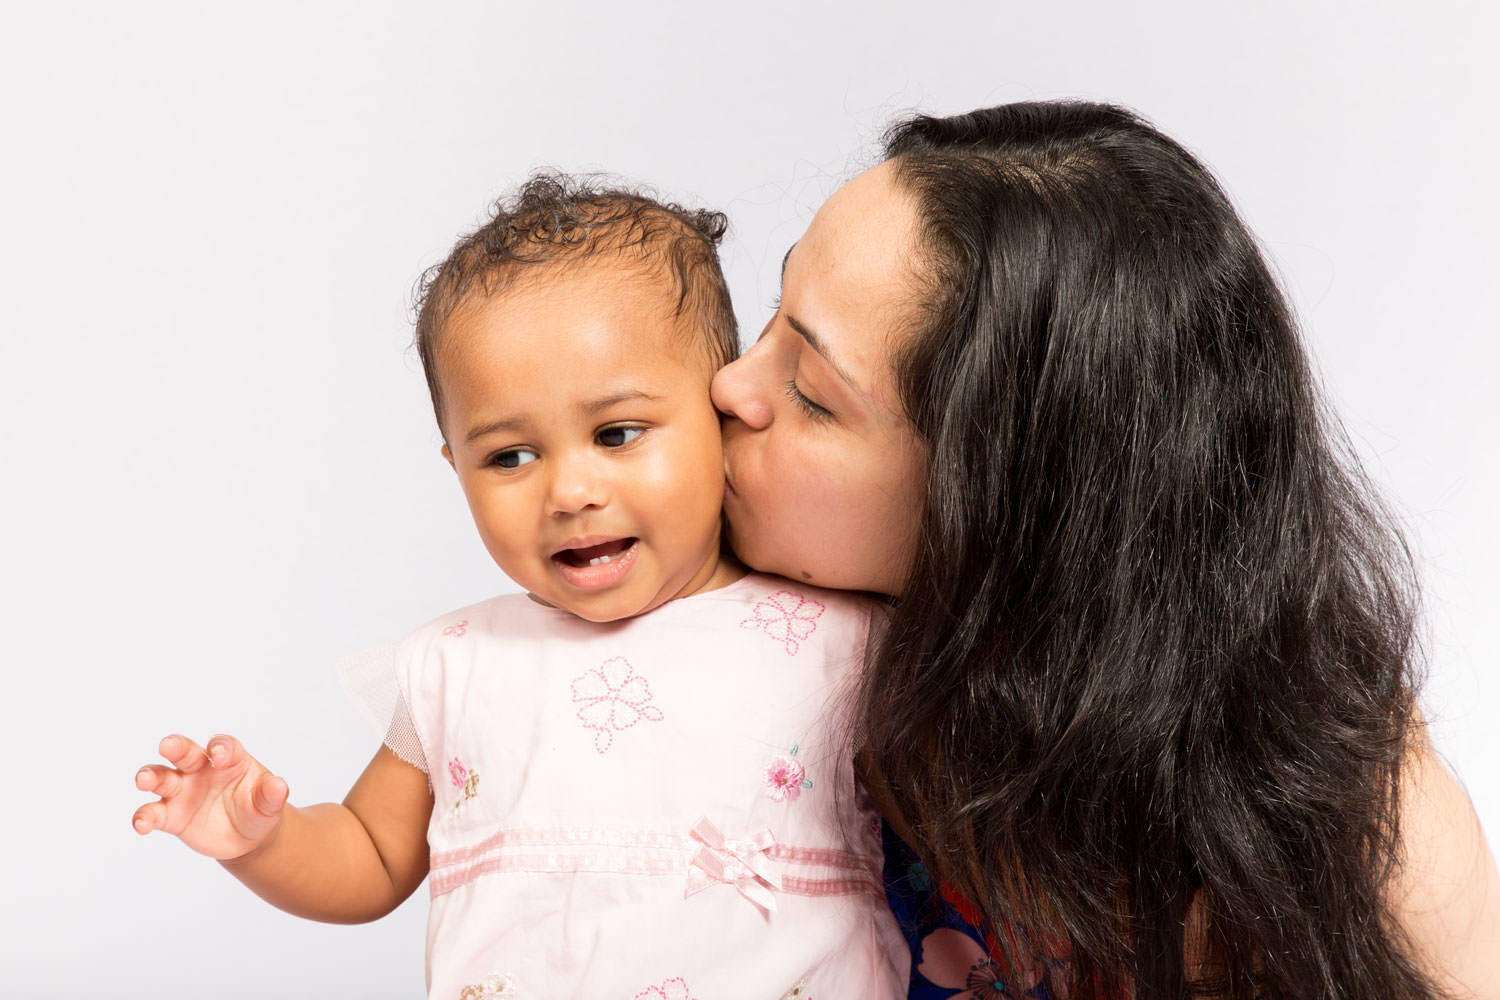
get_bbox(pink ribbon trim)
[425,824,883,900]
[684,817,783,913]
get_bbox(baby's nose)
[547,457,609,515]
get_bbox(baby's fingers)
[223,771,289,847]
[131,799,168,835]
[158,734,210,774]
[134,764,182,800]
[205,734,248,770]
[251,773,289,818]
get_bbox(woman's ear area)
[441,443,455,470]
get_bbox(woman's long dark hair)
[862,102,1437,999]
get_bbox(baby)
[132,175,906,998]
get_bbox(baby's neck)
[684,554,748,598]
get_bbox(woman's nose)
[547,453,609,516]
[711,350,774,430]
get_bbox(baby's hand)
[132,734,290,860]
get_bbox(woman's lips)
[551,537,639,589]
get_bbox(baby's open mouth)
[553,537,638,568]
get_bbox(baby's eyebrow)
[463,391,661,443]
[465,416,526,443]
[582,389,661,415]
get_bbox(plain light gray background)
[2,1,1496,995]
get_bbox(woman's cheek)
[811,455,922,594]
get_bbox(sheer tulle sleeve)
[336,641,429,774]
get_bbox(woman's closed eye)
[489,447,539,470]
[784,378,832,420]
[596,424,646,448]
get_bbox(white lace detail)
[336,641,428,773]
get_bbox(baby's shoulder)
[394,591,562,656]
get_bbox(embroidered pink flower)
[447,756,480,813]
[633,978,696,1000]
[740,590,825,655]
[570,656,664,754]
[765,745,813,802]
[442,619,468,637]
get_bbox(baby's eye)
[596,425,646,449]
[490,447,539,469]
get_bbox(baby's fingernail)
[209,744,225,762]
[136,768,150,784]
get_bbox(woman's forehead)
[798,162,918,284]
[784,162,922,402]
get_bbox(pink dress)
[381,573,907,999]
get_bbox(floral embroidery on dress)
[740,590,826,655]
[765,744,815,802]
[448,756,480,813]
[458,971,518,998]
[442,619,469,637]
[632,976,696,1000]
[780,978,813,999]
[570,656,664,754]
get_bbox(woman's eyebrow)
[785,314,858,391]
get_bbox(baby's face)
[437,262,728,622]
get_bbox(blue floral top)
[883,822,1067,1000]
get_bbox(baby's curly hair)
[413,172,738,431]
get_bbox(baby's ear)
[441,443,455,471]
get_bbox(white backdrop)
[2,2,1496,995]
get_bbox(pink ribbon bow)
[684,817,783,912]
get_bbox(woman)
[711,102,1499,998]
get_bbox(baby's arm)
[133,735,432,924]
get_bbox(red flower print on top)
[570,656,663,754]
[633,978,696,1000]
[740,590,826,655]
[941,879,989,930]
